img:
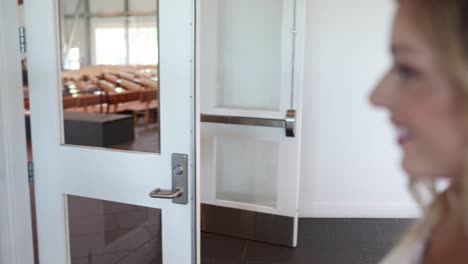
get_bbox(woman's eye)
[395,64,416,81]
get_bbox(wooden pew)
[64,94,103,113]
[119,88,158,127]
[107,90,141,113]
[118,71,136,82]
[63,96,79,109]
[138,78,158,89]
[120,80,141,91]
[98,80,116,93]
[77,94,103,112]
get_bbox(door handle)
[201,109,296,138]
[149,188,183,199]
[148,154,188,205]
[285,110,296,138]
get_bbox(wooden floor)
[201,218,413,264]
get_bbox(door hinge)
[28,161,34,183]
[19,27,26,53]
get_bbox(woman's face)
[370,1,466,179]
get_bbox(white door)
[200,0,305,247]
[25,0,197,263]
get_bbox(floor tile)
[245,240,303,264]
[201,233,248,261]
[201,218,416,264]
[327,219,382,244]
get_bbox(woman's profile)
[370,0,468,263]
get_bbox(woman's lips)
[396,126,410,146]
[398,136,410,146]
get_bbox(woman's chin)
[402,157,433,179]
[401,150,462,180]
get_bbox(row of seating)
[62,65,158,95]
[24,65,159,128]
[64,89,158,127]
[63,65,159,127]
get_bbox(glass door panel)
[68,195,162,264]
[58,0,160,153]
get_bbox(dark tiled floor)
[202,218,414,264]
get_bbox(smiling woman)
[370,0,468,263]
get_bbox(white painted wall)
[298,0,420,218]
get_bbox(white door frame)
[0,0,35,263]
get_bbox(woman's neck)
[423,184,468,264]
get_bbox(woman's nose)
[370,71,393,108]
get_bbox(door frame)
[0,0,34,263]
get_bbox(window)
[129,26,158,65]
[93,22,158,65]
[64,47,81,70]
[95,27,127,65]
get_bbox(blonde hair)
[396,0,468,247]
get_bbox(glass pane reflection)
[67,195,162,264]
[58,0,160,153]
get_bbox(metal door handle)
[149,188,184,199]
[285,110,296,137]
[201,109,296,138]
[149,154,189,204]
[148,153,188,205]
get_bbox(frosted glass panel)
[217,0,283,111]
[216,137,279,207]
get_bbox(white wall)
[298,0,420,218]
